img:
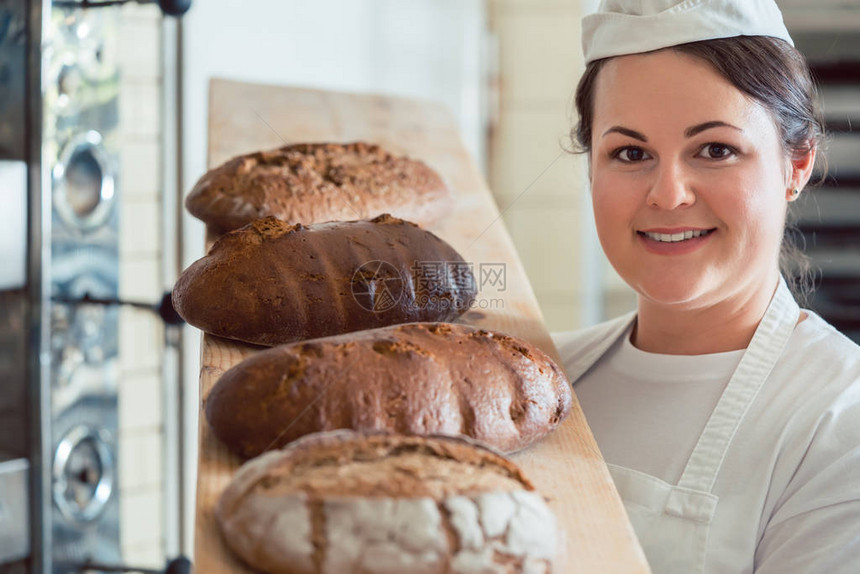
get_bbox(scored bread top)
[185,142,454,233]
[216,430,558,574]
[220,431,535,512]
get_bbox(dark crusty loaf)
[185,142,454,234]
[205,322,572,458]
[172,214,476,346]
[216,430,558,574]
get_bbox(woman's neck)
[632,277,780,355]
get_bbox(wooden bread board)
[194,79,650,573]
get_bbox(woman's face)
[590,50,794,310]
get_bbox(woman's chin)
[633,278,710,309]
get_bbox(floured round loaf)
[185,141,454,234]
[216,430,558,574]
[172,214,477,346]
[205,322,572,458]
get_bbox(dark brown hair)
[572,36,826,302]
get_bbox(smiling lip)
[637,227,716,255]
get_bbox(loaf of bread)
[172,214,476,346]
[185,142,454,234]
[217,430,558,574]
[205,322,572,458]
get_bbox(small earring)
[789,188,800,200]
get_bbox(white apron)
[564,279,800,573]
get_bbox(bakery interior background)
[0,0,858,571]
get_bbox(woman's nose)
[646,160,696,209]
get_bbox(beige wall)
[488,0,586,332]
[488,0,635,330]
[116,3,166,567]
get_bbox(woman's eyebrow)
[685,121,742,138]
[601,126,647,141]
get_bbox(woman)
[552,1,860,572]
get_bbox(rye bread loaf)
[172,214,476,346]
[216,430,558,574]
[205,322,572,458]
[185,142,454,234]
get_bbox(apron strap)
[677,277,800,494]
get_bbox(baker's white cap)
[583,0,794,64]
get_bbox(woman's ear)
[787,145,817,197]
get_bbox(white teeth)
[643,229,710,243]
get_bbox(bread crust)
[172,215,477,346]
[205,322,572,458]
[216,431,558,574]
[185,142,454,234]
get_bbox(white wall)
[567,0,638,325]
[579,0,605,326]
[177,0,485,553]
[487,0,589,332]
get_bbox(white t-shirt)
[553,311,860,573]
[573,324,744,486]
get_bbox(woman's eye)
[698,143,736,160]
[613,147,650,162]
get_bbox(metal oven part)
[52,130,116,235]
[1,0,191,571]
[51,0,191,17]
[44,5,123,570]
[52,425,115,525]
